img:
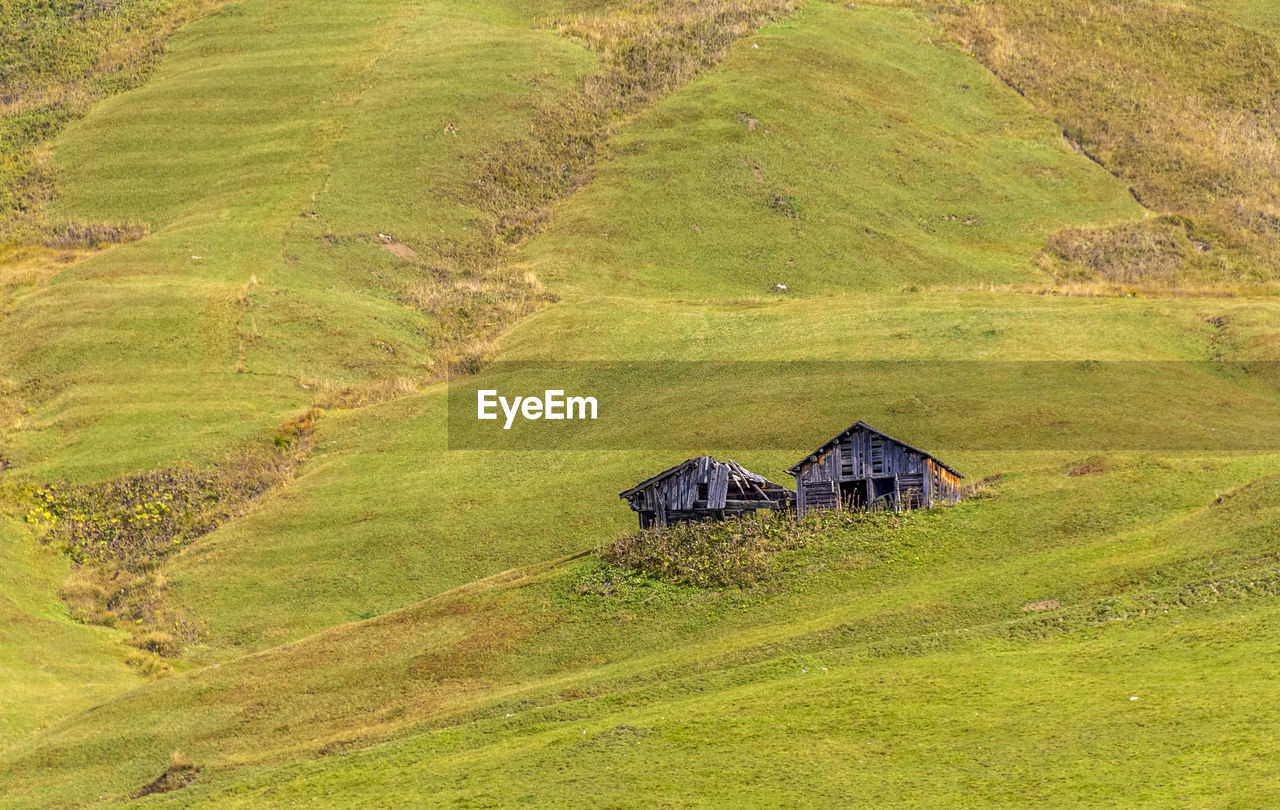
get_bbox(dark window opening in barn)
[839,480,868,510]
[870,476,897,509]
[839,477,899,511]
[697,483,709,502]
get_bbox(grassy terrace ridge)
[0,0,232,242]
[0,0,1279,806]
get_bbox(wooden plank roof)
[785,420,963,478]
[618,457,704,498]
[619,456,789,499]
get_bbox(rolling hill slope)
[6,455,1280,805]
[1,0,1278,806]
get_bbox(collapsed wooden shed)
[787,421,963,516]
[619,456,795,529]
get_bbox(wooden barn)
[620,456,795,529]
[787,421,963,516]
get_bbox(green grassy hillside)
[517,3,1140,298]
[0,0,230,241]
[1,0,1278,806]
[5,453,1280,805]
[0,515,138,746]
[4,0,601,484]
[932,0,1280,288]
[167,290,1280,655]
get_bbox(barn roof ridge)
[785,420,963,478]
[619,455,787,499]
[618,457,704,498]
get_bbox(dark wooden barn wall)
[794,426,963,515]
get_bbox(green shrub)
[132,630,182,657]
[603,508,902,589]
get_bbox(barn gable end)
[787,421,963,516]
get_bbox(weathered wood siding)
[621,456,794,529]
[803,480,839,511]
[791,424,963,516]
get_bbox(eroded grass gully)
[6,409,319,675]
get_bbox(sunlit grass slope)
[0,0,599,759]
[516,2,1140,299]
[187,601,1280,808]
[2,0,595,482]
[165,291,1280,655]
[1200,0,1280,36]
[158,1,1174,653]
[0,516,139,750]
[0,0,230,239]
[1,0,1279,806]
[499,292,1238,361]
[4,452,1279,805]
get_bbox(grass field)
[0,514,138,746]
[5,450,1280,805]
[516,3,1140,298]
[1,0,1279,806]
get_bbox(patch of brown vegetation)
[930,0,1280,287]
[1021,599,1061,612]
[1066,457,1109,477]
[44,220,149,249]
[306,376,420,410]
[0,244,93,294]
[19,409,320,659]
[131,751,201,798]
[1041,220,1190,285]
[379,241,418,260]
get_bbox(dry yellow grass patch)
[931,0,1280,287]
